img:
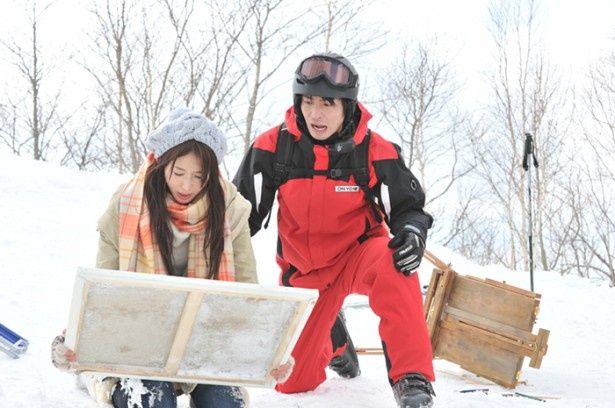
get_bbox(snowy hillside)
[1,151,614,408]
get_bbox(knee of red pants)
[355,236,424,309]
[359,240,434,382]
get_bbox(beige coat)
[95,178,258,284]
[84,178,257,401]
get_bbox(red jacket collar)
[285,102,372,144]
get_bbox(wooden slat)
[74,364,166,377]
[529,328,550,368]
[482,277,540,299]
[65,277,89,351]
[164,291,204,375]
[266,299,317,385]
[447,276,537,331]
[440,318,535,357]
[444,305,535,344]
[435,320,523,388]
[426,269,455,343]
[423,268,441,321]
[77,368,267,387]
[424,250,452,272]
[424,269,442,340]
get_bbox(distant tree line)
[1,0,613,285]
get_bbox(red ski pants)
[275,235,435,394]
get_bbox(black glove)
[388,225,425,276]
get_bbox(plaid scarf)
[117,155,235,281]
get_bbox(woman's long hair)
[144,140,225,279]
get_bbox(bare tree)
[585,54,615,179]
[553,172,592,277]
[0,0,62,160]
[86,0,197,173]
[377,42,475,244]
[470,0,567,270]
[318,0,386,60]
[563,51,615,285]
[86,0,137,172]
[140,0,195,131]
[59,104,109,170]
[439,181,507,265]
[0,102,20,154]
[178,0,251,131]
[578,169,615,283]
[233,0,330,153]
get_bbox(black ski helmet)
[293,52,359,100]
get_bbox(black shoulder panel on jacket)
[372,153,433,241]
[233,143,277,236]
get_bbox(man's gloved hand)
[388,225,425,276]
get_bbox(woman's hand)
[270,356,295,384]
[51,330,76,371]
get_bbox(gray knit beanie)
[145,108,227,163]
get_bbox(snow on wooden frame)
[64,267,317,388]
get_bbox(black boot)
[328,341,360,378]
[328,311,360,378]
[392,373,435,408]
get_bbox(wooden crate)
[423,251,549,388]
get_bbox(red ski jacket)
[233,103,432,276]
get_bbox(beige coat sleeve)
[223,179,258,284]
[95,186,123,270]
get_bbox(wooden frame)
[423,251,549,388]
[65,267,318,388]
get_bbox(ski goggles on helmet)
[296,55,358,88]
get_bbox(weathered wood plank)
[529,328,550,369]
[447,276,537,331]
[436,320,524,388]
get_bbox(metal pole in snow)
[522,133,539,292]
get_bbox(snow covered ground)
[1,151,614,407]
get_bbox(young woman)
[51,108,292,408]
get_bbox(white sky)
[367,0,615,69]
[2,0,614,75]
[1,0,614,125]
[357,0,615,107]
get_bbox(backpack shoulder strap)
[352,130,383,223]
[272,124,294,189]
[352,130,370,189]
[264,124,294,228]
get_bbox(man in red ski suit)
[233,52,436,408]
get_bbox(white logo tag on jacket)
[335,186,360,192]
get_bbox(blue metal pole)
[0,323,29,359]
